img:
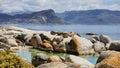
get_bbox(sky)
[0,0,120,13]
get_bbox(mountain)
[57,9,120,25]
[0,9,64,25]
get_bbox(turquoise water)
[15,46,32,63]
[4,24,120,64]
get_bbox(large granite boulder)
[67,35,93,55]
[93,41,106,53]
[95,52,120,68]
[65,55,94,68]
[36,62,68,68]
[96,50,119,63]
[106,41,120,51]
[99,35,111,44]
[30,34,42,48]
[32,53,48,67]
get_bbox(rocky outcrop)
[95,52,120,68]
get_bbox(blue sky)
[0,0,120,13]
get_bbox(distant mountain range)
[57,9,120,25]
[0,9,120,25]
[0,9,64,25]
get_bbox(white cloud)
[0,0,120,13]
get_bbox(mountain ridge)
[0,9,64,25]
[0,9,120,25]
[57,9,120,25]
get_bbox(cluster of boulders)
[0,26,120,68]
[1,26,119,55]
[32,54,94,68]
[0,26,95,55]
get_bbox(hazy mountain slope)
[0,9,64,24]
[57,9,120,25]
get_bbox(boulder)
[65,55,94,68]
[106,41,120,51]
[64,62,80,68]
[36,62,68,68]
[70,32,81,37]
[24,34,33,45]
[0,42,11,49]
[30,34,42,48]
[67,37,82,55]
[40,43,53,51]
[86,32,97,35]
[40,33,51,42]
[99,35,111,44]
[48,56,62,62]
[96,50,119,63]
[95,53,120,68]
[0,37,7,43]
[15,33,25,40]
[50,31,57,35]
[32,53,48,67]
[67,35,93,55]
[90,35,99,43]
[93,41,106,53]
[52,37,67,53]
[62,33,70,38]
[6,38,18,46]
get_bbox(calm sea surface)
[3,24,120,64]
